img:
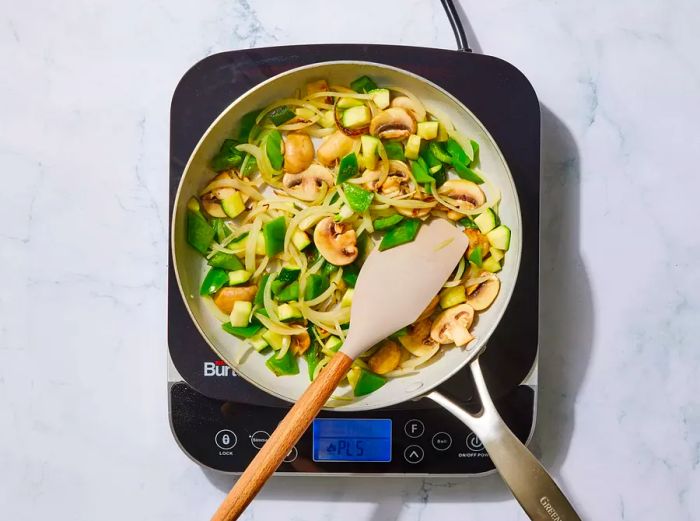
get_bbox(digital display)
[312,419,392,462]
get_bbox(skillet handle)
[211,352,354,521]
[427,358,582,521]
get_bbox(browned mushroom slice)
[313,216,358,266]
[390,96,426,122]
[378,160,412,197]
[369,108,416,140]
[290,330,312,355]
[437,180,486,211]
[201,193,227,218]
[466,274,500,311]
[368,340,402,374]
[213,285,258,314]
[283,133,315,174]
[417,295,440,321]
[399,318,439,356]
[317,130,355,166]
[430,303,475,346]
[282,164,334,201]
[464,228,491,259]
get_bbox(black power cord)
[440,0,471,52]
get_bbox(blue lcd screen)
[312,419,392,462]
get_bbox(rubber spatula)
[211,219,469,521]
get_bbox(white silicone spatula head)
[341,218,469,358]
[211,218,468,521]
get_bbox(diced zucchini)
[229,300,252,327]
[278,302,302,321]
[276,281,300,303]
[292,230,311,251]
[361,135,381,170]
[439,285,467,309]
[337,97,363,109]
[295,107,316,120]
[346,366,361,388]
[468,246,483,268]
[262,330,287,350]
[474,209,498,234]
[221,191,245,218]
[255,233,266,256]
[341,288,354,308]
[319,110,336,128]
[342,106,371,129]
[404,134,421,160]
[228,269,252,286]
[249,332,270,352]
[353,369,386,396]
[489,247,505,263]
[417,121,439,140]
[323,335,343,355]
[368,88,390,109]
[187,197,200,212]
[436,123,449,142]
[487,225,511,251]
[481,256,502,273]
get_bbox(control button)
[404,419,424,438]
[283,446,298,463]
[431,432,452,451]
[466,432,484,452]
[215,429,237,450]
[403,445,424,464]
[250,431,270,449]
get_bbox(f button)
[404,419,424,438]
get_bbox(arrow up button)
[403,444,424,464]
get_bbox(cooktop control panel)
[170,382,534,475]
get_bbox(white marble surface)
[1,0,699,519]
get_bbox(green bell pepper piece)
[453,158,484,184]
[186,208,215,255]
[337,153,358,183]
[446,137,469,164]
[208,252,244,271]
[265,129,284,170]
[373,213,404,231]
[222,319,263,339]
[470,139,480,167]
[350,75,378,93]
[263,216,286,257]
[276,280,299,302]
[240,154,257,177]
[268,106,296,126]
[421,146,443,174]
[199,268,228,296]
[410,159,433,184]
[271,266,301,294]
[239,109,262,142]
[254,274,271,307]
[383,140,405,160]
[266,349,300,376]
[431,169,447,189]
[343,183,374,213]
[429,141,452,164]
[468,245,483,268]
[389,326,409,340]
[210,219,230,243]
[379,218,422,251]
[304,273,330,300]
[321,261,338,277]
[304,336,323,380]
[353,369,386,396]
[459,216,480,229]
[211,139,244,172]
[341,263,360,288]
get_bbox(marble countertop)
[2,0,699,519]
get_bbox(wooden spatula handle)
[211,351,354,521]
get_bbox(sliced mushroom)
[379,160,412,197]
[438,180,486,211]
[430,303,475,346]
[467,274,500,311]
[313,216,358,266]
[397,194,435,218]
[358,167,383,191]
[282,164,334,201]
[399,318,439,356]
[317,130,355,166]
[201,193,226,218]
[390,96,426,122]
[369,108,416,140]
[368,340,402,375]
[290,330,311,355]
[417,295,440,321]
[284,133,315,174]
[213,285,258,314]
[464,228,491,259]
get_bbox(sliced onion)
[400,344,441,369]
[443,257,467,288]
[375,193,437,209]
[245,217,262,272]
[255,313,306,336]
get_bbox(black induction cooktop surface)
[168,45,540,474]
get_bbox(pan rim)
[171,59,523,410]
